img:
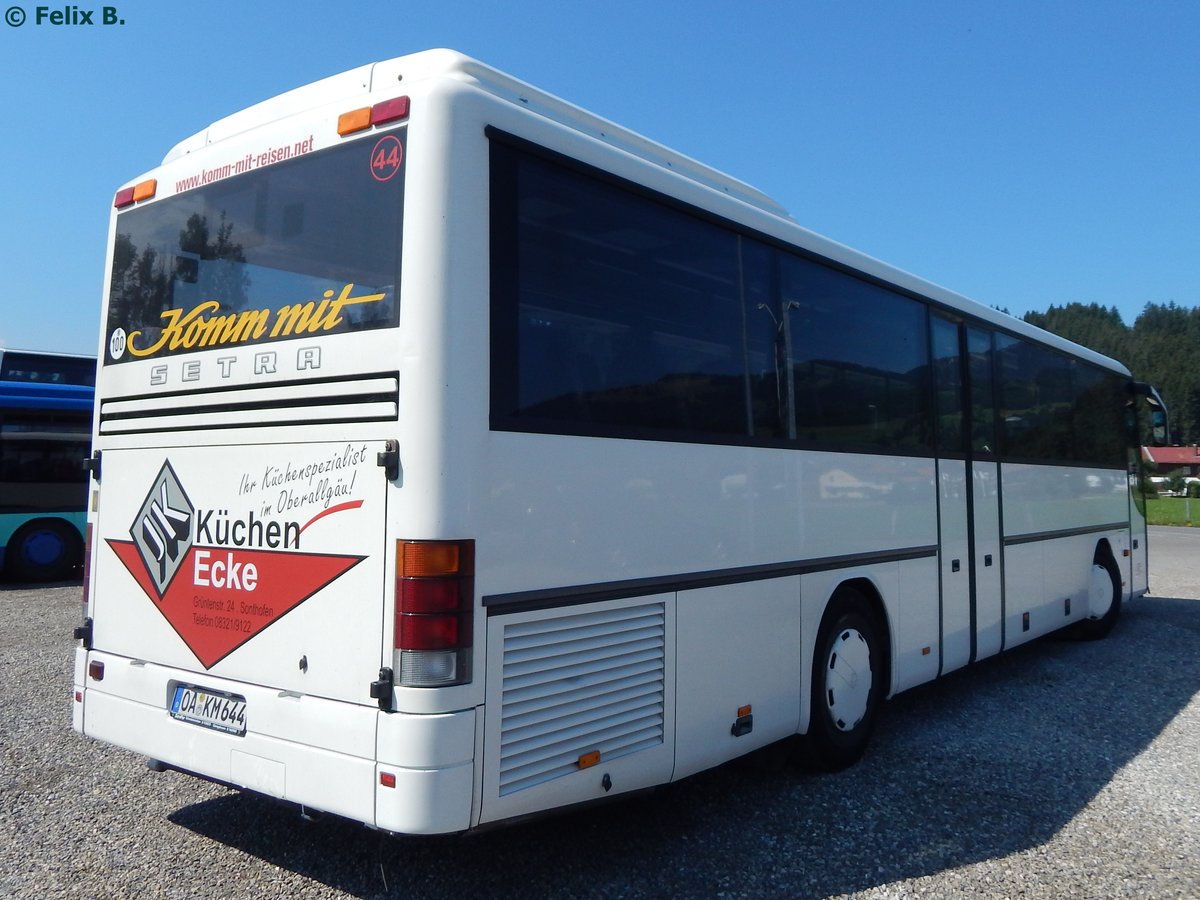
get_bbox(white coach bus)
[73,49,1167,835]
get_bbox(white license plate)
[170,684,246,735]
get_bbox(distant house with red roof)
[1142,445,1200,478]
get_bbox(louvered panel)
[503,677,664,743]
[503,665,663,721]
[498,602,665,796]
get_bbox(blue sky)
[2,0,1197,356]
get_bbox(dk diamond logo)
[108,459,365,668]
[130,461,194,597]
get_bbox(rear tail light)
[395,540,473,687]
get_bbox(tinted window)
[780,255,930,450]
[996,335,1126,466]
[0,409,90,513]
[1073,364,1127,467]
[490,135,1124,466]
[931,316,964,454]
[998,335,1074,461]
[967,327,996,456]
[105,134,404,366]
[0,353,95,386]
[494,145,749,437]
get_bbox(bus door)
[932,318,1003,673]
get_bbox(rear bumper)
[73,648,476,834]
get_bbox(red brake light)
[398,610,470,651]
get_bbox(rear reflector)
[88,661,104,681]
[380,772,396,789]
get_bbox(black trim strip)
[483,545,938,616]
[99,412,398,436]
[1003,522,1128,547]
[99,370,399,407]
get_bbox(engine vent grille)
[498,602,665,797]
[98,373,398,434]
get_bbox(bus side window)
[967,327,995,456]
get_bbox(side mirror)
[1130,382,1170,447]
[1151,410,1167,446]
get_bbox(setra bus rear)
[72,51,487,835]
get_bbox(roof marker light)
[114,178,158,209]
[371,96,410,126]
[338,96,411,136]
[132,178,157,202]
[337,107,372,136]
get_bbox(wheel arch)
[4,516,85,581]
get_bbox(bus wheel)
[6,519,80,583]
[1073,550,1121,640]
[800,589,884,771]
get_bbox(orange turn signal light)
[337,107,372,136]
[399,540,472,578]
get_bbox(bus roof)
[157,49,1129,379]
[162,49,789,217]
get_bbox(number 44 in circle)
[371,136,403,182]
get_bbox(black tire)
[799,588,885,771]
[1073,549,1122,640]
[5,518,81,582]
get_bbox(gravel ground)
[1,526,1197,899]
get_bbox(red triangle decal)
[108,540,364,668]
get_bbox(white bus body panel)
[75,648,478,834]
[1001,463,1133,647]
[673,578,802,779]
[87,443,389,704]
[478,436,937,599]
[937,459,972,673]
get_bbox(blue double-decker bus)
[0,349,95,581]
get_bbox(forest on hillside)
[1021,302,1200,445]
